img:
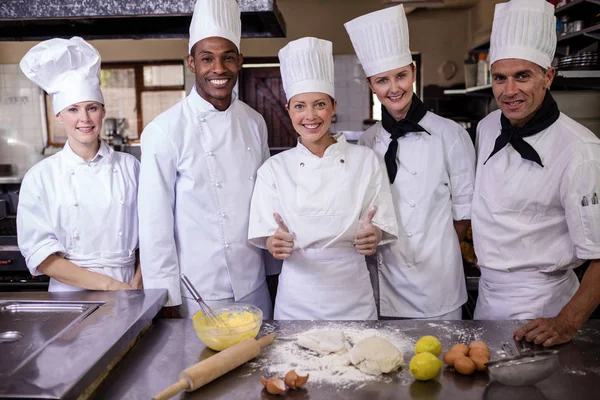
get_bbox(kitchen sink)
[0,300,102,377]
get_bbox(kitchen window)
[44,61,186,146]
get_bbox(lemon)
[414,335,442,357]
[410,352,443,381]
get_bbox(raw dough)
[296,330,350,355]
[349,336,403,376]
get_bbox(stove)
[0,217,49,291]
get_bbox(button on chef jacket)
[248,134,398,319]
[139,87,270,306]
[359,112,476,318]
[472,111,600,319]
[17,140,139,291]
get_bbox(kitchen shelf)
[555,0,600,19]
[557,70,600,78]
[557,23,600,48]
[443,84,492,96]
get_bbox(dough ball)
[349,336,404,376]
[296,330,349,355]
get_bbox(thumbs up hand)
[267,213,295,260]
[354,206,383,256]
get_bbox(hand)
[266,213,294,260]
[130,268,143,289]
[108,279,134,291]
[354,206,382,256]
[160,306,182,319]
[514,315,579,347]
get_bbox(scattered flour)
[253,323,415,388]
[426,321,485,342]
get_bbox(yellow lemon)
[410,352,443,381]
[415,335,442,357]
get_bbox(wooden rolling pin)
[153,333,276,400]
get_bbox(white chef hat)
[20,37,104,115]
[189,0,242,54]
[489,0,556,68]
[344,5,412,78]
[278,37,335,102]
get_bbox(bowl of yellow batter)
[192,303,263,351]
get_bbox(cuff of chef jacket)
[575,248,600,262]
[377,224,398,246]
[143,276,182,307]
[452,203,471,221]
[27,242,67,276]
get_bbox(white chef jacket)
[17,140,139,291]
[359,111,476,318]
[472,110,600,319]
[139,87,270,307]
[248,134,397,320]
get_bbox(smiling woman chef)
[248,37,398,320]
[472,0,600,347]
[17,37,141,291]
[344,5,476,320]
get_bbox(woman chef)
[345,5,476,320]
[17,37,141,291]
[248,37,398,320]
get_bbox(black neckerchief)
[381,93,430,183]
[484,91,560,168]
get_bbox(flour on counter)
[253,323,414,388]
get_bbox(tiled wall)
[330,55,371,134]
[0,64,47,177]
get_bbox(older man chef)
[472,0,600,346]
[138,0,273,318]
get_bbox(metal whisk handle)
[181,274,203,302]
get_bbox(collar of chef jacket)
[187,85,239,119]
[296,132,347,159]
[61,139,112,167]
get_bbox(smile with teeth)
[506,100,523,106]
[388,94,403,101]
[77,127,94,133]
[303,123,321,130]
[209,79,229,86]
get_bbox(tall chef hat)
[20,37,104,115]
[189,0,242,54]
[278,37,335,102]
[489,0,556,68]
[344,5,412,78]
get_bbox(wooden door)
[240,66,297,151]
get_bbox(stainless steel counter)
[93,319,600,399]
[0,290,167,399]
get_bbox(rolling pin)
[153,333,276,400]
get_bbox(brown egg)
[450,343,470,356]
[469,340,489,352]
[454,356,476,375]
[468,347,490,360]
[443,350,464,367]
[470,354,488,371]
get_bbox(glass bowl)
[192,303,263,351]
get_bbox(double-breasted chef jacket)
[472,110,600,319]
[17,140,140,291]
[248,134,398,320]
[138,87,273,317]
[359,111,476,318]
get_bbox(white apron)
[274,248,377,320]
[474,267,579,320]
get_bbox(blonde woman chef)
[345,5,476,320]
[248,37,398,320]
[17,37,141,291]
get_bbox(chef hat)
[278,37,335,102]
[20,37,104,115]
[489,0,556,68]
[189,0,242,54]
[344,5,412,78]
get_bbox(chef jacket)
[139,87,270,306]
[473,110,600,273]
[17,140,139,291]
[359,111,476,318]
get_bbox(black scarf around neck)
[484,91,560,168]
[381,93,429,183]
